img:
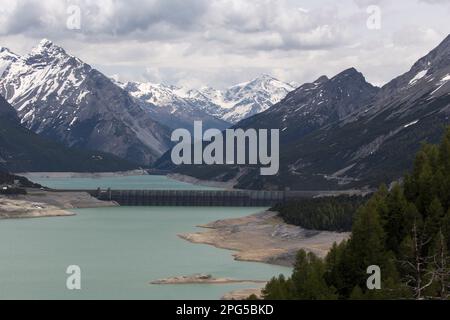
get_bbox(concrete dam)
[65,189,324,207]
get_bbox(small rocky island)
[150,274,266,285]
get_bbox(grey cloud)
[418,0,450,4]
[0,0,350,52]
[1,0,449,90]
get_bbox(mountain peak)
[340,67,360,76]
[257,74,278,81]
[38,38,54,48]
[235,74,279,88]
[314,75,329,84]
[331,67,369,84]
[30,39,66,57]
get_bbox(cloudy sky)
[1,0,450,89]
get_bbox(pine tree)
[425,198,445,243]
[325,241,347,296]
[291,250,337,300]
[344,198,388,292]
[383,185,409,254]
[263,275,293,300]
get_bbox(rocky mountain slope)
[0,39,172,165]
[0,94,135,172]
[161,35,450,190]
[237,68,380,142]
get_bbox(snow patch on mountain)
[404,120,419,128]
[441,74,450,83]
[409,70,428,85]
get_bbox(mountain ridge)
[187,74,296,123]
[117,74,296,125]
[116,80,231,132]
[160,34,450,191]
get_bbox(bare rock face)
[0,39,172,166]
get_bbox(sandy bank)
[151,274,266,285]
[0,189,118,220]
[0,197,74,219]
[180,211,350,267]
[19,190,118,209]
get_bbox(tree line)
[273,195,369,232]
[262,127,450,300]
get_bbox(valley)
[0,28,449,302]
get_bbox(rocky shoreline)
[179,210,350,300]
[0,197,74,219]
[180,211,350,267]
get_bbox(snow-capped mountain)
[186,75,296,123]
[116,81,231,132]
[0,39,172,165]
[118,74,295,126]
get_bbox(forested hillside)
[272,196,369,232]
[263,127,450,300]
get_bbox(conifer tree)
[290,250,337,300]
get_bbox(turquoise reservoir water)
[0,176,290,300]
[28,175,220,191]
